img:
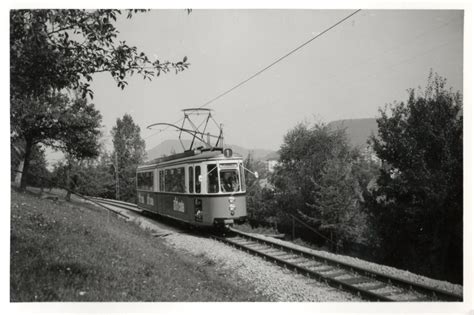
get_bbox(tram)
[136,109,252,227]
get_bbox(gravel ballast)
[105,206,360,301]
[164,232,361,301]
[95,203,462,301]
[235,230,463,297]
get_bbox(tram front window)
[220,169,240,192]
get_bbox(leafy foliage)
[52,153,116,198]
[12,93,102,189]
[271,123,371,246]
[23,145,52,190]
[366,72,463,283]
[13,94,102,158]
[10,9,189,190]
[243,153,268,189]
[111,114,146,202]
[243,154,277,226]
[10,9,189,99]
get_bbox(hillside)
[146,139,193,160]
[10,189,266,301]
[146,118,378,161]
[327,118,378,148]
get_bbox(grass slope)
[10,189,267,302]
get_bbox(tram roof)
[137,147,243,170]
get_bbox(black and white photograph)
[5,1,472,313]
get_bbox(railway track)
[89,197,138,216]
[89,197,463,302]
[214,229,462,302]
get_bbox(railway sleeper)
[232,240,258,246]
[275,254,301,260]
[286,257,310,264]
[264,246,280,253]
[385,290,417,300]
[228,237,251,243]
[269,251,294,257]
[310,266,335,273]
[246,244,272,251]
[324,271,347,278]
[358,282,387,291]
[259,248,286,255]
[401,295,429,302]
[370,286,399,296]
[340,276,371,285]
[284,253,307,260]
[297,262,324,269]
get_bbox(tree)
[367,72,463,283]
[111,114,146,202]
[12,93,102,190]
[243,153,276,226]
[51,152,116,199]
[10,9,189,189]
[243,153,268,189]
[272,123,367,246]
[23,145,52,192]
[10,9,189,99]
[309,156,368,246]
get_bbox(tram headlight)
[229,202,235,216]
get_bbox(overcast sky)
[48,9,463,161]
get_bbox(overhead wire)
[145,9,362,142]
[271,16,463,103]
[196,9,362,110]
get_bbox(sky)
[47,9,463,162]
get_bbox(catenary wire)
[196,9,362,109]
[145,9,361,141]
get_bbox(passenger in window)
[221,172,238,192]
[177,181,184,193]
[208,165,219,193]
[209,174,218,193]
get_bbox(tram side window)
[207,164,218,193]
[137,171,154,191]
[195,166,201,193]
[239,163,246,191]
[164,169,171,191]
[159,170,165,191]
[188,166,194,193]
[164,167,185,193]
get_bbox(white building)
[266,159,279,173]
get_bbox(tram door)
[191,164,203,222]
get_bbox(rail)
[222,228,463,302]
[36,194,464,302]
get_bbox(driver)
[221,173,238,192]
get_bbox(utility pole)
[115,151,120,200]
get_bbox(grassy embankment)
[10,188,268,301]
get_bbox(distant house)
[362,145,381,165]
[266,159,279,173]
[264,151,280,173]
